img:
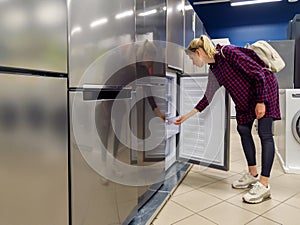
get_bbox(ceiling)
[188,0,300,30]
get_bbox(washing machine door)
[292,110,300,144]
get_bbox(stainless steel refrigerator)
[0,0,68,225]
[288,14,300,88]
[68,0,166,224]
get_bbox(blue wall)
[189,0,300,47]
[209,22,289,47]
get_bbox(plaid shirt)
[195,44,281,125]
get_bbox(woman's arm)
[174,108,198,125]
[175,72,220,125]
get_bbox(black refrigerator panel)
[68,0,136,88]
[289,14,300,88]
[0,0,67,73]
[296,41,300,88]
[289,14,300,40]
[0,73,68,225]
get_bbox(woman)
[175,35,281,204]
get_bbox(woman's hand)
[174,108,199,125]
[255,102,266,119]
[174,114,189,125]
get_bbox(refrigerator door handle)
[292,93,300,98]
[82,86,132,101]
[136,83,165,87]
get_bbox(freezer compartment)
[178,76,229,170]
[0,73,68,225]
[70,89,138,225]
[0,0,67,72]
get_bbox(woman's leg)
[237,120,258,176]
[258,117,274,187]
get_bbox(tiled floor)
[151,119,300,225]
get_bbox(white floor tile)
[193,166,238,180]
[245,216,281,225]
[152,201,193,225]
[181,171,218,189]
[198,202,257,225]
[172,183,195,197]
[263,203,300,225]
[172,214,217,225]
[171,189,222,212]
[284,192,300,209]
[198,180,245,200]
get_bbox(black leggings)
[237,118,275,177]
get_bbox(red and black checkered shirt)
[195,44,281,125]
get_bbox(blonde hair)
[186,35,216,59]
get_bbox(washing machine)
[274,89,300,173]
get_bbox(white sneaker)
[232,171,259,189]
[243,182,271,204]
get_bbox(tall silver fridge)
[0,0,68,225]
[288,14,300,88]
[68,0,166,224]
